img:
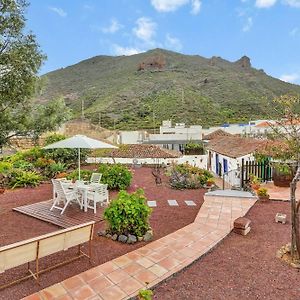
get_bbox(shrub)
[168,163,213,189]
[66,169,92,181]
[0,161,13,174]
[44,162,67,178]
[138,289,153,300]
[257,187,268,197]
[21,147,44,162]
[8,170,42,188]
[104,189,152,236]
[98,163,132,190]
[12,160,35,171]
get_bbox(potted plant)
[257,187,270,201]
[273,163,295,187]
[206,178,215,187]
[138,288,153,300]
[249,174,260,190]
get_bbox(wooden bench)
[0,221,95,290]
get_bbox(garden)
[0,154,209,299]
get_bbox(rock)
[138,236,143,242]
[112,234,118,241]
[118,234,128,243]
[97,230,106,237]
[285,243,291,252]
[143,230,153,242]
[127,234,137,244]
[276,250,283,259]
[291,262,300,269]
[106,233,112,239]
[235,55,251,68]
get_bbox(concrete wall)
[87,155,207,169]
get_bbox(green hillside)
[39,48,300,130]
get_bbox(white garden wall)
[86,155,207,169]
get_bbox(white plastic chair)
[86,184,109,213]
[90,173,102,185]
[51,179,82,215]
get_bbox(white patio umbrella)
[44,135,117,180]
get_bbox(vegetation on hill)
[39,49,300,130]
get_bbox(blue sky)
[26,0,300,84]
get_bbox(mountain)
[39,48,300,130]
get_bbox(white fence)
[86,155,207,169]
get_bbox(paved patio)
[22,191,257,300]
[262,181,300,201]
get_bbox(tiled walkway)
[23,192,257,300]
[262,181,300,201]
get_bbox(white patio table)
[75,183,106,212]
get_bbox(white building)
[206,136,267,187]
[143,120,202,152]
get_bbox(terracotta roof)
[203,129,232,140]
[109,144,181,159]
[255,121,272,128]
[207,136,267,158]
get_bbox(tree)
[0,0,69,148]
[265,95,300,262]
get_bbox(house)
[202,129,232,142]
[206,136,267,186]
[142,120,202,153]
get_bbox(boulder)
[127,234,137,244]
[143,230,153,242]
[112,234,118,241]
[118,234,128,243]
[137,236,144,242]
[97,230,106,237]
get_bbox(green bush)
[8,170,42,188]
[12,160,35,171]
[98,163,132,190]
[66,169,92,181]
[104,189,152,236]
[21,147,44,162]
[0,161,13,174]
[169,163,213,189]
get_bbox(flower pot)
[259,195,270,202]
[273,172,293,187]
[251,183,260,190]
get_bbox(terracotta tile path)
[261,181,300,201]
[22,193,257,300]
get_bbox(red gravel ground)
[153,200,300,300]
[0,167,205,300]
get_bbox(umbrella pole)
[78,148,81,181]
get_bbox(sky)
[26,0,300,84]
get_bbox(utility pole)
[153,110,155,134]
[98,112,101,127]
[81,99,85,120]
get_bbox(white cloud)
[112,44,144,56]
[280,73,300,83]
[191,0,201,14]
[151,0,189,12]
[150,0,201,14]
[49,7,67,17]
[284,0,300,7]
[255,0,277,8]
[102,18,123,34]
[290,27,299,36]
[133,17,157,42]
[165,34,182,51]
[242,17,253,32]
